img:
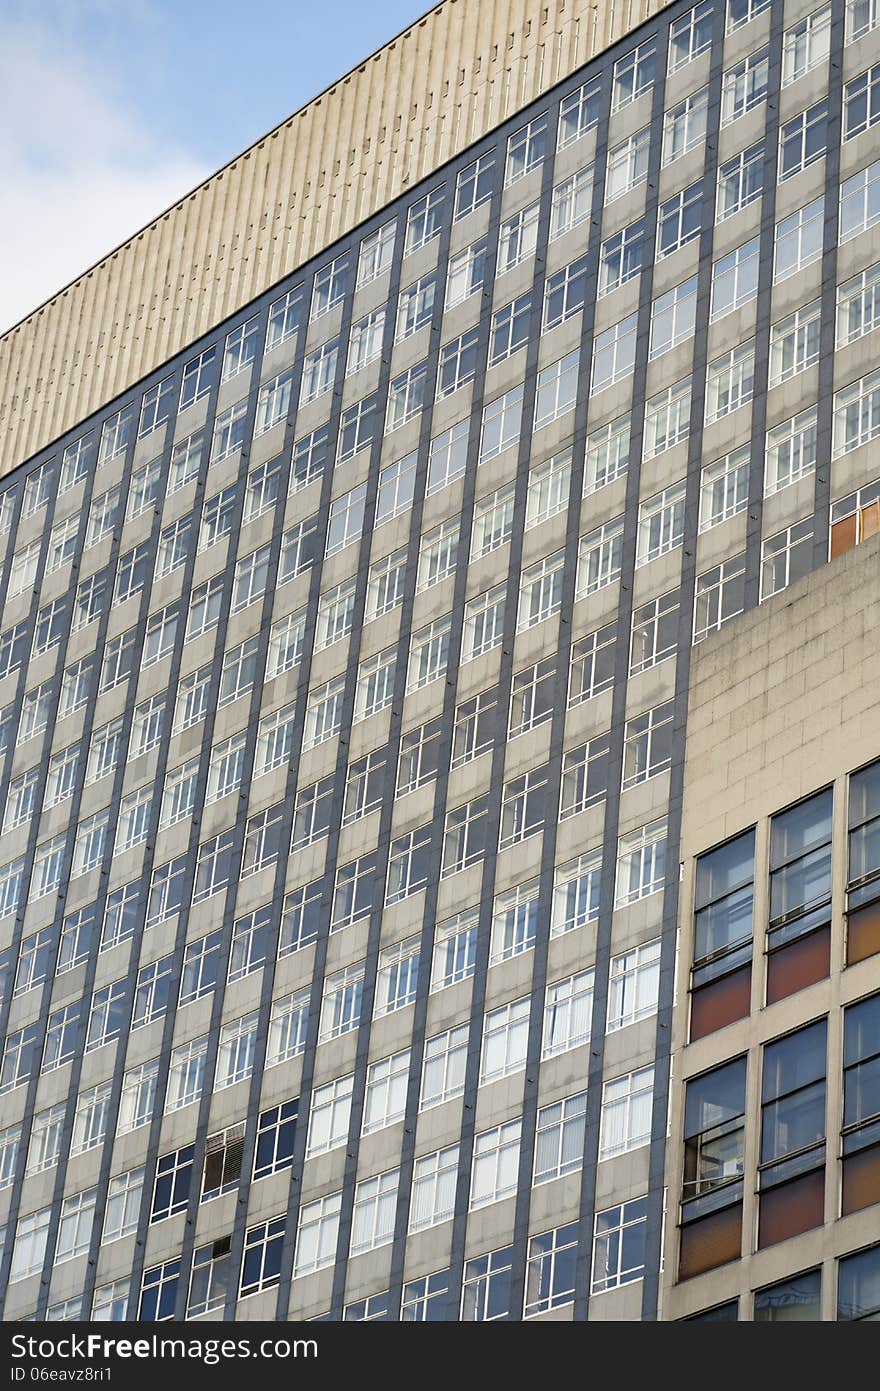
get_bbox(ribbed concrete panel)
[0,0,666,480]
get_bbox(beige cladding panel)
[0,0,667,480]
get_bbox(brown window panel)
[678,1203,742,1282]
[766,926,830,1005]
[690,965,751,1042]
[847,899,880,965]
[758,1167,824,1249]
[831,514,857,559]
[842,1142,880,1216]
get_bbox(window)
[510,656,556,737]
[192,830,235,903]
[279,516,320,582]
[650,277,698,359]
[462,585,505,661]
[442,797,490,875]
[168,431,203,494]
[278,882,321,958]
[446,238,489,308]
[311,253,348,320]
[766,788,832,998]
[409,1146,458,1231]
[338,393,378,462]
[481,996,530,1081]
[437,327,479,398]
[303,673,348,751]
[119,1058,159,1132]
[694,553,747,643]
[199,485,237,553]
[551,850,602,938]
[505,113,547,184]
[717,140,764,220]
[211,399,249,463]
[320,963,365,1041]
[622,701,674,788]
[783,7,830,86]
[499,765,548,848]
[86,979,126,1052]
[498,201,539,272]
[406,618,450,692]
[358,220,395,287]
[420,1024,468,1111]
[846,65,880,141]
[363,1048,410,1135]
[180,931,222,1007]
[490,292,531,364]
[292,775,335,852]
[140,1261,180,1321]
[838,262,880,349]
[608,939,661,1031]
[242,803,286,877]
[839,1245,880,1320]
[760,518,814,600]
[669,1,713,71]
[387,361,428,430]
[631,591,679,674]
[222,315,259,380]
[637,481,686,564]
[160,756,199,828]
[699,447,750,530]
[0,1023,39,1092]
[722,47,769,129]
[186,574,223,641]
[232,544,271,614]
[779,100,828,180]
[760,1021,826,1240]
[103,1168,143,1242]
[472,483,515,557]
[254,1100,298,1182]
[577,517,624,597]
[331,854,376,930]
[397,719,442,795]
[584,417,629,495]
[518,550,565,630]
[59,656,93,717]
[613,38,656,110]
[592,1198,648,1294]
[266,989,309,1066]
[455,151,495,219]
[427,419,469,495]
[728,0,770,28]
[657,182,702,261]
[774,198,824,281]
[560,735,610,819]
[490,879,539,963]
[241,1218,285,1298]
[293,1193,341,1278]
[769,300,821,387]
[307,1074,354,1157]
[543,970,594,1059]
[347,308,385,374]
[4,770,40,835]
[173,662,211,730]
[598,219,644,298]
[216,1012,259,1090]
[326,483,366,557]
[400,1274,450,1324]
[0,1124,20,1189]
[11,1207,51,1281]
[534,1093,587,1185]
[615,819,667,906]
[705,341,755,423]
[27,1105,65,1174]
[550,166,593,240]
[254,369,292,434]
[544,257,588,331]
[605,128,650,202]
[591,313,637,392]
[711,238,759,320]
[377,451,417,524]
[133,954,173,1028]
[431,914,478,992]
[451,688,499,767]
[350,1169,399,1256]
[525,1224,578,1316]
[462,1246,513,1320]
[166,1040,209,1114]
[31,834,67,901]
[834,369,880,456]
[385,827,432,905]
[470,1120,521,1209]
[558,77,601,149]
[663,88,709,164]
[60,431,95,491]
[228,907,271,983]
[842,159,880,245]
[534,351,578,429]
[765,408,817,497]
[599,1065,655,1159]
[417,518,458,591]
[14,928,53,996]
[405,185,446,255]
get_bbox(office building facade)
[0,0,878,1323]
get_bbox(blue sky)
[0,0,431,331]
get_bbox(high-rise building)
[0,0,878,1324]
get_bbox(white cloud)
[0,7,206,333]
